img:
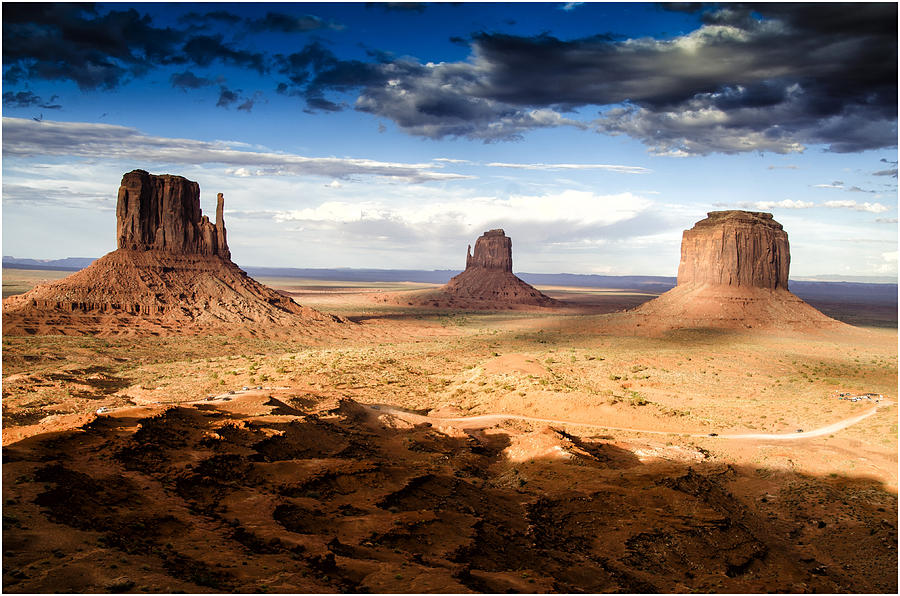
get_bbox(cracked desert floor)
[2,272,897,593]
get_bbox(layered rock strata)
[618,211,841,334]
[677,210,789,289]
[3,170,341,337]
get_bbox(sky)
[2,1,897,279]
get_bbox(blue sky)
[2,2,897,278]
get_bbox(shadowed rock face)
[677,210,790,290]
[116,169,229,258]
[466,229,512,272]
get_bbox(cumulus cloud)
[823,200,890,214]
[269,189,659,247]
[2,117,472,183]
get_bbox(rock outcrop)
[3,170,341,337]
[116,170,230,257]
[383,229,557,309]
[465,229,512,272]
[613,211,842,334]
[677,211,789,290]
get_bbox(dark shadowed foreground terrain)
[3,391,896,593]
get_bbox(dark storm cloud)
[170,71,214,90]
[2,91,62,109]
[178,10,243,27]
[312,2,896,151]
[4,3,896,154]
[369,3,428,14]
[3,3,183,89]
[180,35,266,73]
[216,86,241,109]
[247,12,340,33]
[2,4,266,92]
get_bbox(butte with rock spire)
[2,170,342,337]
[386,229,557,309]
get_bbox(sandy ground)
[2,273,897,593]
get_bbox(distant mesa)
[2,169,342,337]
[384,229,558,310]
[618,210,843,334]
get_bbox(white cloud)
[485,162,651,174]
[823,200,890,213]
[272,189,652,231]
[2,117,472,183]
[727,199,815,210]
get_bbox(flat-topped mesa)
[116,169,229,257]
[615,209,842,335]
[465,229,513,272]
[677,210,790,290]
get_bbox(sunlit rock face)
[676,210,790,290]
[615,210,841,334]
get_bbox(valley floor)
[2,276,897,593]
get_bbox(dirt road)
[365,401,888,441]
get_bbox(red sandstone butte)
[2,170,341,337]
[677,210,790,290]
[619,210,841,334]
[393,229,557,309]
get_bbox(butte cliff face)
[618,210,840,334]
[465,229,513,272]
[2,170,340,337]
[396,229,556,309]
[116,170,230,259]
[677,210,789,290]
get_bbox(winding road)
[364,400,889,441]
[102,387,888,442]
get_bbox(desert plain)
[2,267,897,593]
